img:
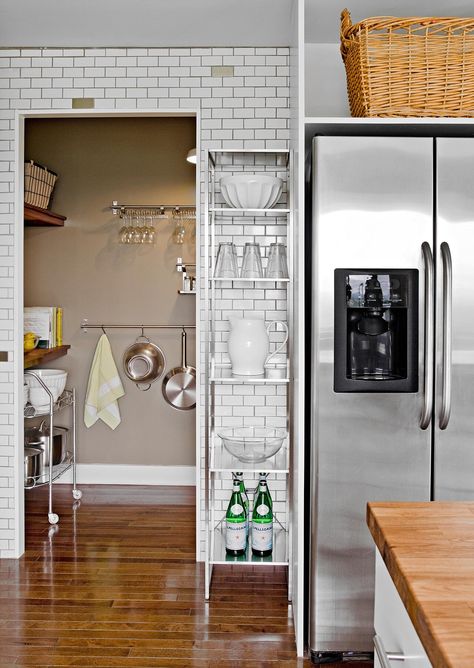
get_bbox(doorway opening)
[16,109,200,557]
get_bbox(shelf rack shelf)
[24,344,70,369]
[24,388,74,419]
[204,148,293,600]
[211,277,290,284]
[209,207,290,215]
[24,203,66,227]
[25,452,73,489]
[210,437,289,473]
[210,364,290,384]
[211,524,289,566]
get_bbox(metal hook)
[101,325,106,335]
[141,326,145,338]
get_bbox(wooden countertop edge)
[367,503,451,668]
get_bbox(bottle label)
[230,503,243,515]
[252,522,273,551]
[255,504,269,516]
[226,521,247,550]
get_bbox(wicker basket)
[24,160,58,209]
[340,8,474,117]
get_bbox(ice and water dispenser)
[334,269,418,392]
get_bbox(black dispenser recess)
[334,269,418,392]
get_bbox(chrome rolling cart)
[24,371,81,525]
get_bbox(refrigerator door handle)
[440,241,453,430]
[420,241,434,430]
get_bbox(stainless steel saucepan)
[162,328,196,410]
[25,420,68,467]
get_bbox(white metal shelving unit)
[204,148,293,599]
[24,372,81,525]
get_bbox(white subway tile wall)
[0,46,289,558]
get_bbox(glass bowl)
[217,426,286,463]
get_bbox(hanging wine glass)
[132,215,142,244]
[124,213,135,244]
[119,213,129,244]
[173,209,186,244]
[147,215,156,244]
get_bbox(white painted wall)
[1,0,293,48]
[305,43,349,118]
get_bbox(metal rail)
[81,321,196,332]
[111,201,196,216]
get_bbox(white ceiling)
[306,0,474,43]
[0,0,294,48]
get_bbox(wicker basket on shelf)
[24,160,58,210]
[340,8,474,117]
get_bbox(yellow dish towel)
[84,334,125,430]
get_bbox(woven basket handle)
[340,8,353,59]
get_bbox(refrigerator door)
[310,137,432,659]
[434,138,474,499]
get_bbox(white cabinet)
[374,550,431,668]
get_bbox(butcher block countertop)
[367,502,474,668]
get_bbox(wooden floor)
[0,484,313,667]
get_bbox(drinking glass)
[241,242,263,279]
[265,243,289,279]
[214,242,238,278]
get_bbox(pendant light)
[186,148,197,164]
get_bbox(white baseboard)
[56,464,196,486]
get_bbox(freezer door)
[434,138,474,500]
[310,136,432,657]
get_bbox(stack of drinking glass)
[214,242,288,279]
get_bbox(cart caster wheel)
[72,489,82,500]
[48,513,59,525]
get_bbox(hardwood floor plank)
[0,484,320,667]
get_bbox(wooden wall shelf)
[24,204,66,227]
[24,345,70,369]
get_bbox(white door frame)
[14,107,201,558]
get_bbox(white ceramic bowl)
[24,369,67,408]
[220,174,283,209]
[218,426,286,463]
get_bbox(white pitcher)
[228,317,289,376]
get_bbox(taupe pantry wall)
[24,117,196,466]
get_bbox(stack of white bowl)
[24,369,68,411]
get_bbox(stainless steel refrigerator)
[309,136,474,663]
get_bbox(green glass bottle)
[257,472,272,508]
[251,476,273,557]
[225,476,247,556]
[235,472,249,538]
